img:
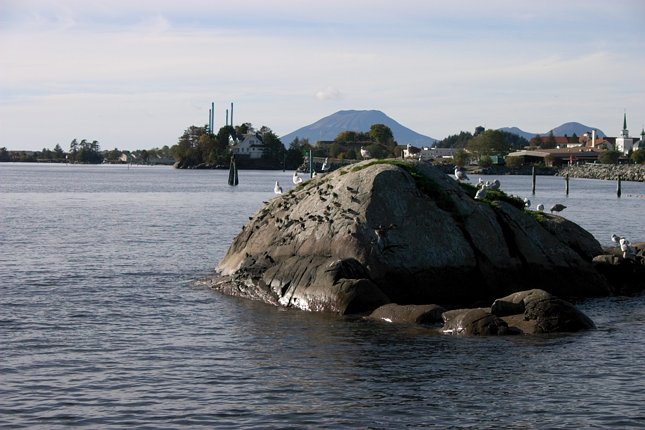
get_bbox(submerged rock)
[441,308,511,335]
[364,289,595,336]
[367,303,445,325]
[212,160,613,314]
[491,289,595,334]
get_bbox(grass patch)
[526,210,546,224]
[458,182,525,210]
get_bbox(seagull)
[611,234,623,247]
[292,171,303,184]
[477,177,485,187]
[274,181,283,194]
[454,167,469,182]
[523,197,531,208]
[550,203,566,214]
[321,158,329,171]
[474,187,487,200]
[536,203,545,212]
[488,179,501,190]
[620,238,635,260]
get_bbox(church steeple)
[623,112,627,130]
[620,112,629,138]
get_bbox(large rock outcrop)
[211,160,612,314]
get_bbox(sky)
[1,0,644,151]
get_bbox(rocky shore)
[558,164,645,182]
[210,160,644,335]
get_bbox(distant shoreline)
[4,159,644,182]
[455,163,644,182]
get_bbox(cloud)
[315,86,342,101]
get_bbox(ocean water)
[1,163,644,429]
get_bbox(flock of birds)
[454,167,566,214]
[274,158,330,195]
[279,166,569,216]
[272,164,638,261]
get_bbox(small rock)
[368,303,445,325]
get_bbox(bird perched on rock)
[536,203,545,212]
[454,167,469,182]
[550,203,566,214]
[619,238,636,260]
[523,197,531,208]
[474,184,487,200]
[274,181,283,194]
[292,171,303,184]
[611,234,623,247]
[488,179,501,190]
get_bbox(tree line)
[0,139,174,164]
[3,122,643,166]
[170,122,400,169]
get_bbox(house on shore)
[230,133,267,159]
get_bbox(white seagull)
[454,167,469,182]
[523,197,531,208]
[619,238,635,260]
[474,186,487,200]
[321,158,329,171]
[274,181,283,194]
[536,203,545,212]
[611,234,623,247]
[292,171,303,184]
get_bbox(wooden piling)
[565,173,569,195]
[617,175,622,198]
[531,166,536,195]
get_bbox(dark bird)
[550,203,567,214]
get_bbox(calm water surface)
[1,163,644,429]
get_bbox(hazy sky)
[1,0,644,151]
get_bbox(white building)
[402,144,421,159]
[418,146,457,160]
[230,133,267,159]
[615,113,634,155]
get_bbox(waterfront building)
[615,113,634,155]
[230,133,267,159]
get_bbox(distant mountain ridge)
[281,111,606,147]
[499,122,606,141]
[280,110,436,147]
